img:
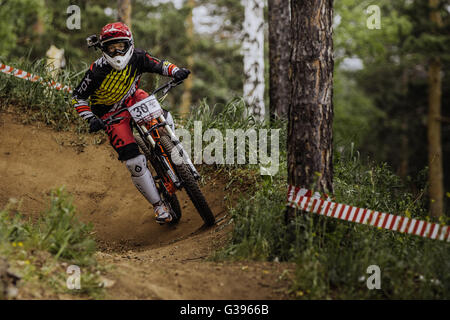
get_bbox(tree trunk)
[117,0,132,27]
[427,0,444,218]
[399,68,409,179]
[268,0,291,121]
[286,0,334,220]
[180,0,195,118]
[242,0,265,122]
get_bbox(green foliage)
[334,146,429,219]
[33,188,96,265]
[333,70,385,147]
[185,97,261,131]
[334,0,413,66]
[0,187,102,298]
[334,0,450,198]
[216,144,450,299]
[0,58,86,132]
[0,0,46,57]
[181,97,286,178]
[1,187,97,265]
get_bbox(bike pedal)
[155,214,173,224]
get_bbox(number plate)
[128,95,163,124]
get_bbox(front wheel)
[160,135,215,226]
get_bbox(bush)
[0,58,87,131]
[1,187,97,266]
[217,145,450,299]
[34,188,97,266]
[0,187,102,298]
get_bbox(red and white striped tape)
[0,63,72,93]
[287,185,450,242]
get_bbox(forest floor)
[0,110,295,299]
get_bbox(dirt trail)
[0,111,294,299]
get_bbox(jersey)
[71,48,180,120]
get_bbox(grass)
[0,58,88,132]
[213,148,450,299]
[2,57,448,299]
[183,99,450,299]
[181,98,287,183]
[0,187,105,299]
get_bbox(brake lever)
[162,80,183,96]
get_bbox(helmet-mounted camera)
[86,34,100,50]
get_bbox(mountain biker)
[71,22,190,224]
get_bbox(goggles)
[102,40,131,57]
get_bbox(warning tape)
[287,185,450,242]
[0,63,72,94]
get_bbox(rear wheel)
[160,135,215,226]
[135,134,181,224]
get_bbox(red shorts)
[101,89,150,161]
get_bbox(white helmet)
[99,22,134,70]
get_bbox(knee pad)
[117,143,141,161]
[126,154,147,177]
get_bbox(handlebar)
[152,79,183,96]
[101,79,182,126]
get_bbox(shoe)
[154,202,173,224]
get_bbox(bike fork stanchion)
[159,114,201,180]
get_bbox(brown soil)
[0,111,295,300]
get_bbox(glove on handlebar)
[173,68,191,82]
[88,116,105,133]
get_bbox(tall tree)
[287,0,334,219]
[427,0,444,218]
[242,0,265,121]
[118,0,132,27]
[268,0,291,120]
[179,0,195,118]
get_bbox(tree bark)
[118,0,132,27]
[242,0,265,122]
[427,0,444,218]
[399,68,409,179]
[268,0,291,121]
[287,0,334,220]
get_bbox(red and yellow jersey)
[71,48,179,120]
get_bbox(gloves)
[173,68,190,82]
[88,116,105,133]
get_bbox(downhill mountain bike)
[102,80,215,226]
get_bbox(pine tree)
[427,0,444,218]
[287,0,334,220]
[268,0,291,120]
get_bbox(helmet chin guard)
[103,45,134,70]
[99,22,134,70]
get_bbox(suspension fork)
[159,114,201,180]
